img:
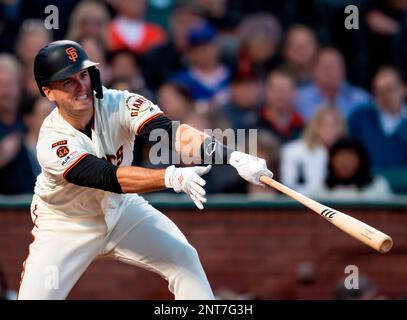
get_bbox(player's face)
[43,69,93,114]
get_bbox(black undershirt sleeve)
[138,115,235,165]
[65,116,176,191]
[64,154,123,193]
[138,114,179,149]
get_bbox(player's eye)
[80,72,88,79]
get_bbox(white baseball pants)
[18,194,214,300]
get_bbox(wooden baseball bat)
[260,176,393,253]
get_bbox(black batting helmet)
[34,40,103,98]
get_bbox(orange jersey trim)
[62,153,90,179]
[32,204,39,228]
[136,112,164,135]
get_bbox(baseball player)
[18,40,273,300]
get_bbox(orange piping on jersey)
[62,153,90,178]
[18,205,39,299]
[136,112,164,135]
[32,204,39,228]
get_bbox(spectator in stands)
[142,3,204,90]
[145,0,174,31]
[107,0,167,54]
[182,106,231,133]
[296,48,371,121]
[236,13,283,80]
[16,1,77,40]
[0,0,20,53]
[157,82,195,123]
[22,97,54,178]
[281,24,319,87]
[196,0,240,32]
[365,0,407,81]
[257,69,304,143]
[15,19,52,100]
[0,54,36,194]
[109,49,152,100]
[312,137,392,200]
[66,0,111,47]
[348,66,407,170]
[170,21,231,108]
[194,0,240,67]
[15,19,52,69]
[246,129,281,196]
[109,77,134,92]
[80,37,111,85]
[281,106,346,196]
[221,70,263,130]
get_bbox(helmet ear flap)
[88,66,103,99]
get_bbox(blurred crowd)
[1,0,407,199]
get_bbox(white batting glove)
[165,165,212,210]
[229,151,273,186]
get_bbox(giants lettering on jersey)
[125,95,150,117]
[103,145,124,166]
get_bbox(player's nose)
[75,77,87,92]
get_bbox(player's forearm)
[117,166,166,194]
[64,154,167,194]
[175,124,210,162]
[175,124,235,165]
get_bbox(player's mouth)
[75,93,91,102]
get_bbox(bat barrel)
[321,207,393,254]
[259,175,393,254]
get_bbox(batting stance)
[18,40,273,300]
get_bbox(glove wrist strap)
[164,165,175,188]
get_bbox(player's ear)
[42,86,56,102]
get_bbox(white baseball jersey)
[34,86,163,229]
[19,86,214,300]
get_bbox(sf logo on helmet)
[65,47,78,62]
